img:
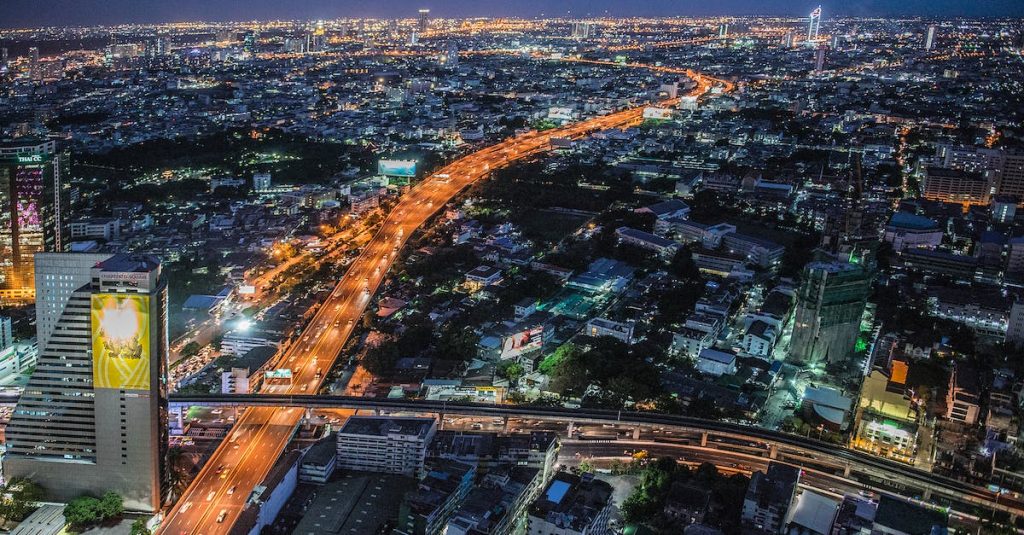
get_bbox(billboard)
[643,107,674,120]
[378,159,417,178]
[500,325,544,359]
[92,293,151,390]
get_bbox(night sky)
[3,0,1023,28]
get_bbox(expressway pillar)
[567,422,575,437]
[843,464,851,478]
[438,413,445,430]
[632,427,641,440]
[768,444,778,460]
[304,408,312,421]
[700,432,708,447]
[922,488,932,500]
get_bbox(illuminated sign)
[500,325,544,359]
[378,159,417,178]
[92,294,151,390]
[266,369,293,379]
[16,155,43,164]
[238,284,256,295]
[643,107,674,121]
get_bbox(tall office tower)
[719,23,729,38]
[1,47,8,70]
[807,6,822,43]
[814,44,827,72]
[0,139,70,303]
[243,30,259,55]
[4,253,169,512]
[924,24,937,51]
[28,46,40,81]
[789,251,873,367]
[418,9,430,33]
[783,32,794,48]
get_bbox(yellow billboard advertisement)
[91,293,151,390]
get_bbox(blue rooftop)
[889,212,938,231]
[546,480,571,504]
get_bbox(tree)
[64,497,102,527]
[98,491,124,520]
[0,477,46,523]
[180,341,202,359]
[497,361,525,383]
[436,326,480,362]
[130,518,152,535]
[63,492,124,529]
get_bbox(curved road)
[158,64,729,534]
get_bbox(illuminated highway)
[158,64,728,534]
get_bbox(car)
[217,510,228,523]
[207,491,216,502]
[227,486,236,495]
[180,501,193,513]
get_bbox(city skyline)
[2,0,1024,28]
[1,3,1023,534]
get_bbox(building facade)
[789,253,872,365]
[0,140,70,303]
[4,253,169,511]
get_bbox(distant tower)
[807,6,822,42]
[783,32,795,48]
[418,9,430,33]
[719,23,729,38]
[445,42,459,67]
[28,46,40,81]
[814,44,827,72]
[924,24,937,51]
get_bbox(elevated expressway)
[158,66,728,534]
[170,394,1021,522]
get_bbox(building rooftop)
[338,416,436,439]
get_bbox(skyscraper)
[925,24,937,51]
[28,46,40,81]
[4,253,169,512]
[0,139,70,303]
[807,6,822,43]
[789,252,873,366]
[418,9,430,34]
[814,44,827,72]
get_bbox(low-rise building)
[741,462,801,534]
[336,416,437,476]
[584,317,635,344]
[696,348,737,377]
[527,472,612,535]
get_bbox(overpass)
[170,394,1021,520]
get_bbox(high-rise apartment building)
[925,24,937,50]
[814,44,827,72]
[4,253,169,512]
[995,151,1024,200]
[790,252,873,366]
[0,139,70,303]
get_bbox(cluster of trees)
[621,458,749,533]
[362,313,481,376]
[64,492,124,529]
[0,478,46,524]
[544,338,664,406]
